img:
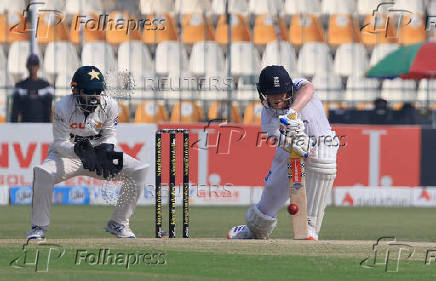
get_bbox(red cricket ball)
[288,203,298,215]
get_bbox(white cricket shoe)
[26,226,46,240]
[105,220,136,238]
[227,225,255,239]
[306,225,318,241]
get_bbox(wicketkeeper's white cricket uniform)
[31,95,149,228]
[254,78,339,238]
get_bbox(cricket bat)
[281,113,308,239]
[288,151,308,239]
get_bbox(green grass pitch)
[1,205,436,280]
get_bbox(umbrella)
[366,42,436,79]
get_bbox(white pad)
[245,205,277,239]
[305,143,337,235]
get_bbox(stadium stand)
[253,14,288,45]
[81,42,117,74]
[289,14,325,46]
[70,13,105,44]
[118,41,153,76]
[284,0,321,16]
[215,14,251,44]
[140,0,174,14]
[155,41,189,76]
[334,43,369,77]
[0,12,29,43]
[65,0,102,15]
[261,41,297,74]
[297,42,333,77]
[211,0,249,16]
[327,14,361,47]
[142,14,179,45]
[134,101,169,123]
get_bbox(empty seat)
[134,101,168,123]
[321,0,356,15]
[44,42,80,80]
[215,14,251,44]
[81,42,117,74]
[243,101,263,124]
[393,0,426,15]
[334,43,369,77]
[361,14,398,46]
[248,0,282,15]
[143,14,178,44]
[170,101,204,123]
[345,76,380,103]
[211,0,249,16]
[228,42,261,77]
[284,0,321,16]
[66,0,102,15]
[36,12,70,44]
[429,0,436,15]
[0,0,25,13]
[328,14,361,47]
[54,71,74,96]
[417,79,436,104]
[357,0,390,16]
[8,42,43,80]
[369,43,399,67]
[175,0,212,14]
[118,41,153,75]
[253,14,288,45]
[140,0,174,14]
[40,0,66,10]
[70,13,105,44]
[261,41,297,74]
[155,41,189,76]
[398,14,426,45]
[117,102,130,123]
[236,76,258,101]
[189,41,225,75]
[198,73,232,101]
[208,101,242,123]
[182,14,215,45]
[381,78,416,102]
[128,72,156,103]
[289,14,325,46]
[312,73,344,101]
[0,12,29,43]
[297,42,333,76]
[161,71,199,100]
[105,11,141,45]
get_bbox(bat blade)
[288,151,308,239]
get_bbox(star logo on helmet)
[88,69,100,80]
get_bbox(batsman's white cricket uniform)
[257,78,338,234]
[31,95,149,228]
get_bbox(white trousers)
[257,131,338,231]
[31,151,149,227]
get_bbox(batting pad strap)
[245,205,277,239]
[306,157,336,175]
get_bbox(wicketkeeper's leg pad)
[245,205,277,239]
[305,157,336,234]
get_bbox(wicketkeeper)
[26,66,149,240]
[228,65,338,240]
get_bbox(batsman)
[228,65,338,240]
[26,66,149,240]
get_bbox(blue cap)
[26,54,40,66]
[257,65,293,95]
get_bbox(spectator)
[10,54,54,122]
[369,98,393,124]
[395,103,417,124]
